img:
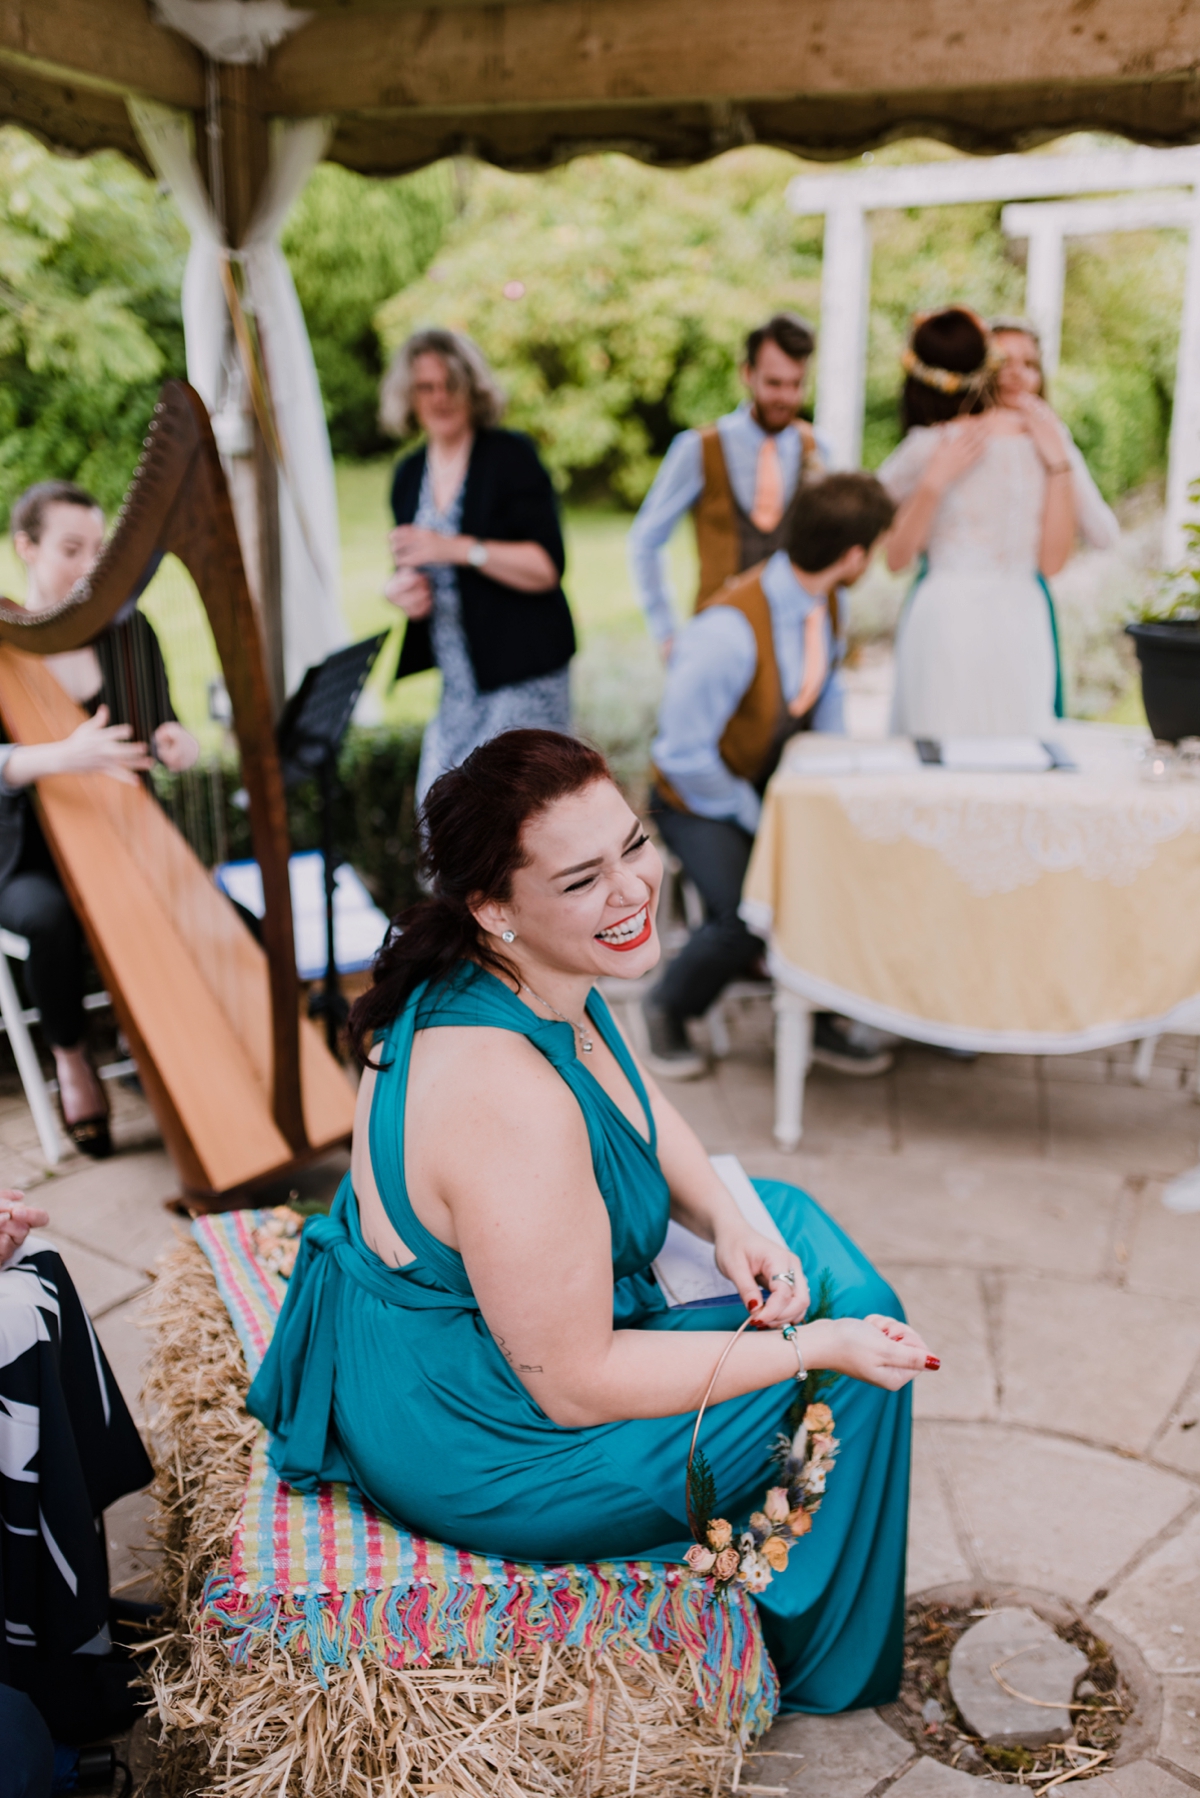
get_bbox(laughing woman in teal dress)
[248,730,936,1715]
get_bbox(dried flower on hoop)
[685,1273,839,1596]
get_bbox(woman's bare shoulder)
[410,1025,581,1126]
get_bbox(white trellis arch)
[787,146,1200,565]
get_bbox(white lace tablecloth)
[741,725,1200,1053]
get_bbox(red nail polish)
[925,1356,941,1371]
[746,1297,760,1311]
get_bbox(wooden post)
[197,61,287,717]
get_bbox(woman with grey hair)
[382,328,576,802]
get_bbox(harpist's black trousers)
[0,844,87,1049]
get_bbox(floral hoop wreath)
[684,1288,839,1595]
[900,307,1004,396]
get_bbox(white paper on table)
[781,736,919,778]
[938,736,1053,773]
[651,1154,789,1308]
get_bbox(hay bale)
[142,1240,752,1797]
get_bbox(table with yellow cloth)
[740,725,1200,1148]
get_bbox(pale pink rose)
[707,1518,733,1549]
[804,1403,834,1434]
[810,1433,835,1462]
[789,1507,813,1537]
[685,1544,716,1573]
[714,1547,740,1580]
[765,1486,790,1523]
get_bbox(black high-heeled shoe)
[56,1083,113,1159]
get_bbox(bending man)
[643,474,895,1079]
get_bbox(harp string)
[101,554,265,1072]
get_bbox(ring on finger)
[769,1268,797,1289]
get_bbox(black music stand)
[277,633,388,1050]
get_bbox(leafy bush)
[155,723,426,923]
[0,128,186,519]
[375,151,822,503]
[282,163,456,458]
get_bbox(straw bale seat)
[142,1212,779,1797]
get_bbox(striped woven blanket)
[192,1211,779,1736]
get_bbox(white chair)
[0,932,120,1166]
[0,929,63,1164]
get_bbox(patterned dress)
[414,463,572,805]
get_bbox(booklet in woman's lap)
[652,1155,788,1308]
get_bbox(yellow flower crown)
[900,342,1003,395]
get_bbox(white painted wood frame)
[788,146,1200,565]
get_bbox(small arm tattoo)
[494,1335,543,1374]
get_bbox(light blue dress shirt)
[628,403,832,645]
[651,549,844,836]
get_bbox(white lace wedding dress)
[879,425,1118,738]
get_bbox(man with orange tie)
[640,473,896,1079]
[627,313,829,658]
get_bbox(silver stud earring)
[501,929,516,943]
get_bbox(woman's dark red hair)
[348,729,612,1064]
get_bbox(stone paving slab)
[1043,1079,1200,1176]
[1153,1379,1200,1479]
[907,1424,973,1594]
[744,1707,912,1797]
[885,1757,1001,1792]
[876,1264,996,1423]
[929,1422,1194,1603]
[1097,1509,1200,1675]
[36,1229,151,1316]
[1159,1678,1200,1780]
[1126,1184,1200,1304]
[738,1149,1123,1282]
[998,1276,1200,1456]
[1086,1763,1200,1797]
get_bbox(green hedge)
[153,723,426,925]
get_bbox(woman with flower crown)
[880,307,1117,737]
[248,729,937,1716]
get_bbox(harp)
[0,380,355,1202]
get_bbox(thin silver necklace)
[521,983,594,1054]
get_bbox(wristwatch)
[466,539,490,568]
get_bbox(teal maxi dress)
[247,963,911,1714]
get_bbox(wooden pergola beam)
[265,0,1200,117]
[0,0,202,107]
[0,0,1194,175]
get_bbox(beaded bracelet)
[781,1322,807,1382]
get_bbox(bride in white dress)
[880,308,1118,737]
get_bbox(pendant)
[581,1036,594,1054]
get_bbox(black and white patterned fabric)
[0,1241,151,1684]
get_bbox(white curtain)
[128,98,346,693]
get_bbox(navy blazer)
[390,427,576,695]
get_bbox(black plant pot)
[1126,620,1200,742]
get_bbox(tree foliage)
[0,128,186,520]
[282,162,457,457]
[378,141,1184,506]
[375,151,822,503]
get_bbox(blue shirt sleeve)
[627,430,705,646]
[651,607,762,835]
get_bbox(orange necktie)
[750,436,785,533]
[789,605,828,719]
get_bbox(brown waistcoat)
[692,419,823,609]
[654,566,794,812]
